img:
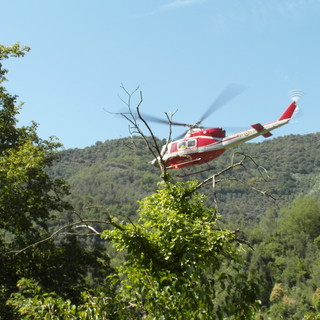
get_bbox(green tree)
[0,43,70,239]
[0,42,71,317]
[0,43,113,319]
[102,180,260,319]
[7,278,117,320]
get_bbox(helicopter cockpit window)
[178,140,196,150]
[187,140,196,148]
[178,141,187,150]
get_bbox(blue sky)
[1,0,319,149]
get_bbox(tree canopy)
[102,180,260,319]
[0,43,112,319]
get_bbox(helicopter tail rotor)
[278,90,304,121]
[289,89,304,103]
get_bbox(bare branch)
[61,233,100,237]
[187,152,277,202]
[192,158,244,193]
[71,224,101,235]
[9,218,119,256]
[113,85,174,182]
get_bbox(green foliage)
[0,137,71,237]
[247,196,320,319]
[7,278,114,320]
[8,279,78,319]
[6,181,260,319]
[0,43,70,244]
[0,42,30,84]
[103,181,260,319]
[0,43,114,319]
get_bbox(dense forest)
[2,43,320,319]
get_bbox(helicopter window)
[177,140,196,150]
[187,140,196,148]
[178,141,187,150]
[170,143,177,153]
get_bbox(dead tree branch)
[187,152,277,202]
[10,218,123,256]
[110,84,176,181]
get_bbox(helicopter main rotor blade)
[198,83,247,124]
[174,130,189,140]
[140,113,168,124]
[142,113,192,128]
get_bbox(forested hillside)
[49,132,320,224]
[44,132,320,318]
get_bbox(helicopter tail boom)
[251,123,272,137]
[221,99,299,149]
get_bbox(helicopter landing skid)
[175,165,216,178]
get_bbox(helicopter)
[149,85,301,171]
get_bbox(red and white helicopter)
[150,85,301,171]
